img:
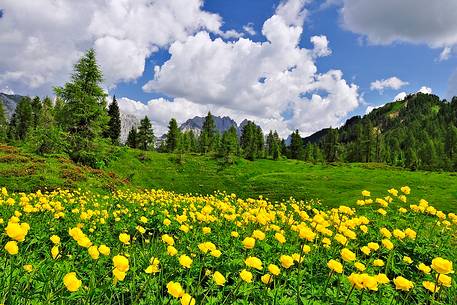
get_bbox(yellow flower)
[162,234,174,246]
[23,264,33,272]
[113,268,126,281]
[167,246,178,256]
[403,256,413,264]
[51,245,59,259]
[202,227,211,234]
[380,227,392,238]
[50,235,60,244]
[423,281,439,292]
[367,242,379,251]
[361,246,371,256]
[363,275,379,291]
[145,264,160,274]
[431,257,454,274]
[302,244,311,254]
[63,272,82,292]
[163,219,171,226]
[113,255,129,272]
[401,186,411,195]
[245,256,263,270]
[88,245,100,260]
[98,244,111,256]
[361,190,370,197]
[373,259,384,267]
[393,276,414,291]
[5,222,28,242]
[417,263,431,274]
[381,239,394,250]
[211,249,221,258]
[136,225,146,234]
[5,241,18,255]
[231,231,239,238]
[280,255,294,269]
[179,254,193,268]
[341,248,356,262]
[242,237,256,249]
[268,264,280,276]
[437,274,452,287]
[252,230,265,240]
[181,293,196,305]
[240,269,253,283]
[139,216,148,223]
[354,262,366,272]
[327,259,343,273]
[375,273,390,284]
[213,271,226,286]
[348,273,364,289]
[274,233,286,244]
[167,281,184,298]
[261,274,273,285]
[119,233,130,245]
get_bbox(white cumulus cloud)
[370,77,409,92]
[0,0,223,93]
[136,0,359,137]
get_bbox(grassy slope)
[1,145,457,211]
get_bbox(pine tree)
[240,121,259,160]
[15,96,33,140]
[54,49,108,158]
[106,96,121,145]
[127,127,138,149]
[304,143,314,162]
[137,116,154,150]
[165,118,180,152]
[219,126,239,163]
[0,102,7,142]
[289,130,304,160]
[31,96,42,129]
[199,112,217,153]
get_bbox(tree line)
[2,49,457,171]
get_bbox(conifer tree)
[199,112,217,153]
[31,96,42,129]
[219,126,239,163]
[0,102,7,142]
[127,126,138,149]
[165,118,180,152]
[106,96,121,145]
[54,49,108,159]
[137,116,154,150]
[15,96,33,140]
[289,130,304,160]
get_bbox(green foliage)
[127,126,138,149]
[240,121,264,160]
[54,49,108,163]
[199,112,217,153]
[136,116,154,150]
[105,96,121,145]
[165,118,180,152]
[0,102,7,143]
[13,96,33,141]
[289,129,304,160]
[219,126,239,163]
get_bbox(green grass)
[1,145,457,212]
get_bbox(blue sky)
[1,0,457,136]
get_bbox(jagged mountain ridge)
[0,93,22,119]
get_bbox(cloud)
[0,0,223,93]
[370,77,408,92]
[139,0,359,137]
[340,0,457,57]
[0,86,14,95]
[393,92,407,101]
[310,35,332,57]
[439,47,452,61]
[417,86,432,94]
[243,23,256,36]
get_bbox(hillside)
[1,145,456,211]
[302,93,457,171]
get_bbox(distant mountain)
[0,93,23,119]
[180,115,239,135]
[120,112,139,143]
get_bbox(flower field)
[0,186,455,304]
